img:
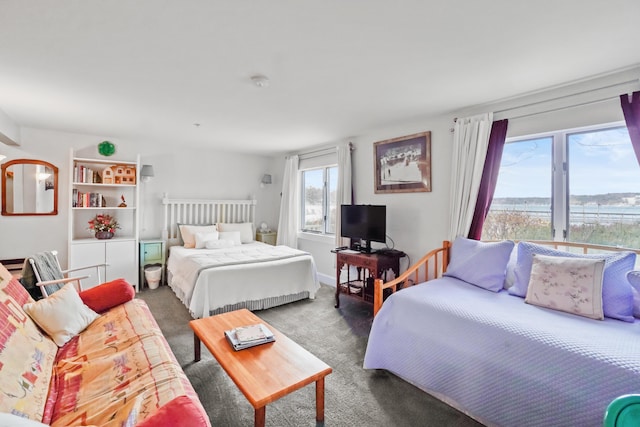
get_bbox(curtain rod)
[493,79,639,121]
[297,142,353,160]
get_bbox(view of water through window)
[482,125,640,247]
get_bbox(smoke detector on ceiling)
[250,75,270,88]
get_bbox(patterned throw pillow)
[509,241,636,322]
[525,254,605,320]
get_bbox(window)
[301,166,337,234]
[482,123,640,247]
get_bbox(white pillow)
[217,222,254,243]
[195,231,219,249]
[23,283,100,346]
[179,224,217,248]
[218,231,242,246]
[525,254,605,320]
[205,239,236,249]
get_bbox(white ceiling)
[1,1,639,155]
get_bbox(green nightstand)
[139,239,166,289]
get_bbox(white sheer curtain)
[335,143,352,247]
[276,155,300,248]
[448,113,494,240]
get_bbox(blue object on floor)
[604,394,640,427]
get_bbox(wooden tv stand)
[334,250,402,309]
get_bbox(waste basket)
[144,265,162,290]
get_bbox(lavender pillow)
[503,243,519,290]
[443,237,514,292]
[626,270,640,318]
[509,241,636,322]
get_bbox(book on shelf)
[72,191,104,207]
[74,165,100,183]
[224,323,275,351]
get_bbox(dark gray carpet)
[138,284,484,427]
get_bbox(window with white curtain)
[482,122,640,247]
[300,166,337,234]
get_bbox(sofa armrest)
[78,278,135,313]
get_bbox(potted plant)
[88,213,120,239]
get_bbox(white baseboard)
[317,272,335,287]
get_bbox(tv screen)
[340,205,386,252]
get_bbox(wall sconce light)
[140,164,155,183]
[260,174,272,188]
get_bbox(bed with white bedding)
[167,243,318,318]
[162,197,319,318]
[364,238,640,427]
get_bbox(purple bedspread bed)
[363,276,640,427]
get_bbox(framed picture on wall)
[374,131,431,193]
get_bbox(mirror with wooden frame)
[1,159,58,216]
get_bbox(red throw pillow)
[78,278,135,313]
[135,396,210,427]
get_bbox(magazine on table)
[224,323,275,351]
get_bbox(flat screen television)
[340,204,386,253]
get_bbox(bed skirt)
[167,270,311,317]
[203,291,311,316]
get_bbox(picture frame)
[374,131,431,193]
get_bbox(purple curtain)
[467,119,509,240]
[620,91,640,166]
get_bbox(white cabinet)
[68,149,140,291]
[69,239,137,289]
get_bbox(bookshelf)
[68,149,140,291]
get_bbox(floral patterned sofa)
[0,263,210,427]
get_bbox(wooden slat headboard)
[161,197,257,246]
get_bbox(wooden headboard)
[161,197,256,246]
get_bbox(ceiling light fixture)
[251,75,270,88]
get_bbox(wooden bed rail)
[372,239,640,317]
[515,240,640,256]
[373,240,451,316]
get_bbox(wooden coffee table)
[190,309,332,427]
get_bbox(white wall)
[301,66,640,285]
[0,127,280,268]
[2,67,637,283]
[134,146,282,240]
[0,107,20,146]
[297,114,454,284]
